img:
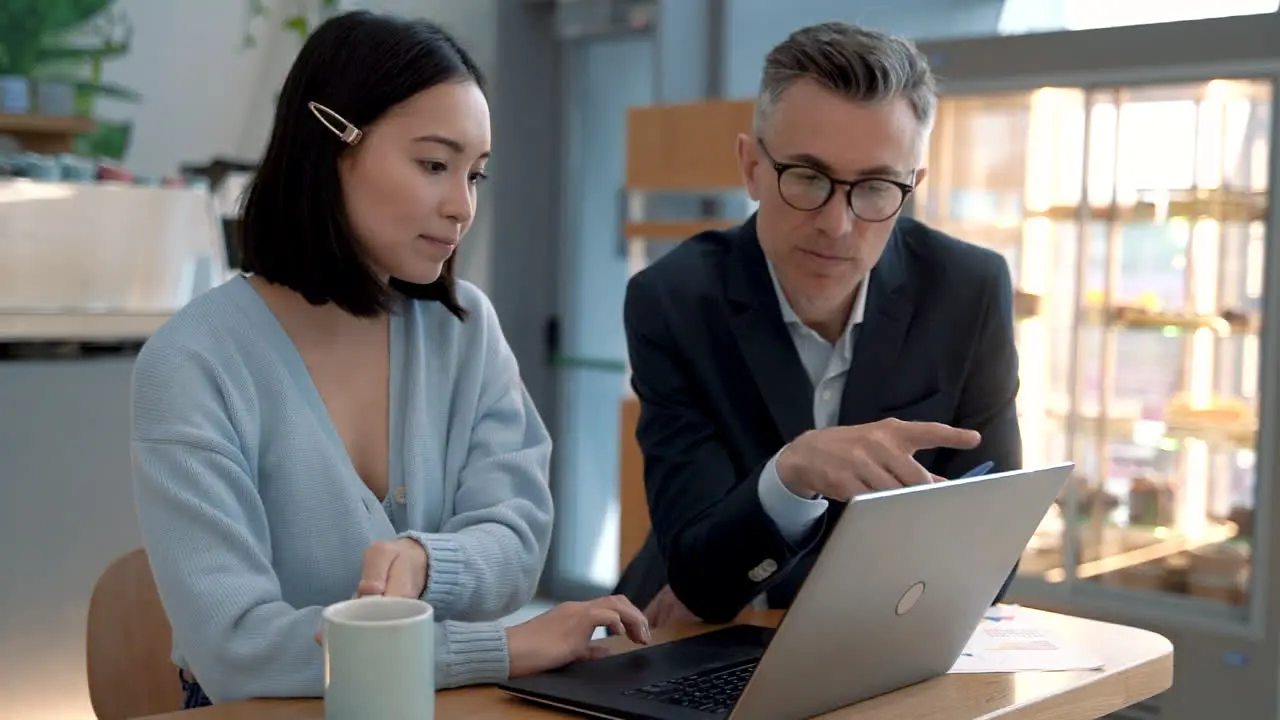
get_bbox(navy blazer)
[614,214,1023,623]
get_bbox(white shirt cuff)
[757,449,828,544]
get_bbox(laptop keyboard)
[623,659,758,714]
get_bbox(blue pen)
[956,460,995,480]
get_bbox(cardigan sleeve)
[402,290,555,621]
[131,342,342,703]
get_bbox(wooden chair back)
[619,397,651,568]
[86,548,182,720]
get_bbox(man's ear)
[736,133,761,201]
[913,167,928,188]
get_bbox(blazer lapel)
[838,227,914,426]
[726,218,814,443]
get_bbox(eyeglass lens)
[777,166,906,222]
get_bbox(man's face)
[738,79,927,309]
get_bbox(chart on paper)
[949,606,1105,673]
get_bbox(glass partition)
[916,78,1272,614]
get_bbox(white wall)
[352,0,498,71]
[93,0,301,178]
[0,359,140,720]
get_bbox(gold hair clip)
[307,101,363,146]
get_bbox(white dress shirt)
[756,260,870,542]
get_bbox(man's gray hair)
[754,22,937,135]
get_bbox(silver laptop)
[498,462,1073,720]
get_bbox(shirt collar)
[765,258,868,343]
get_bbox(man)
[614,21,1022,627]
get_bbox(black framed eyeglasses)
[757,138,914,223]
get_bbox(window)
[998,0,1278,35]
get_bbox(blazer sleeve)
[624,273,826,623]
[928,253,1024,603]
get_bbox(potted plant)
[0,0,141,159]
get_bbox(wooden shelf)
[1032,193,1268,224]
[0,113,94,135]
[623,219,739,240]
[1014,290,1041,319]
[0,113,95,154]
[1077,305,1262,335]
[1040,406,1257,450]
[625,99,753,191]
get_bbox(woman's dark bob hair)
[238,11,485,320]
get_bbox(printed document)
[949,605,1105,674]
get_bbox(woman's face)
[338,79,490,285]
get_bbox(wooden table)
[138,607,1172,720]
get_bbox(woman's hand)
[313,539,431,645]
[506,595,651,678]
[358,538,429,598]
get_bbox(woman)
[131,11,648,707]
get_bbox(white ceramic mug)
[323,596,435,720]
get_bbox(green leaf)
[0,0,129,73]
[281,15,309,39]
[74,120,132,160]
[78,79,141,102]
[36,43,130,64]
[40,0,116,36]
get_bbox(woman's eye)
[418,160,448,174]
[469,171,489,186]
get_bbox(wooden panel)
[0,113,94,135]
[0,113,94,154]
[10,133,75,154]
[625,99,754,191]
[1014,290,1042,319]
[619,397,649,569]
[623,219,738,240]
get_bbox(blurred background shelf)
[1024,518,1249,604]
[0,113,95,153]
[916,74,1270,618]
[911,23,1280,719]
[622,219,738,240]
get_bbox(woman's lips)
[419,234,458,249]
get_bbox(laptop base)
[499,624,775,720]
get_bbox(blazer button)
[748,558,778,583]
